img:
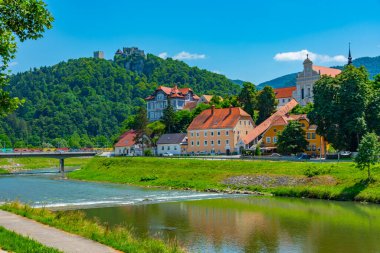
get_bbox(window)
[246,131,248,135]
[191,132,194,137]
[204,141,208,146]
[174,146,177,150]
[307,133,311,140]
[266,137,271,143]
[217,131,221,136]
[226,130,229,136]
[312,145,316,151]
[312,133,316,139]
[204,131,207,137]
[191,141,194,146]
[196,141,200,146]
[226,140,229,145]
[211,140,214,146]
[161,146,164,150]
[211,131,214,136]
[273,128,277,133]
[196,132,200,137]
[301,123,305,127]
[157,93,164,100]
[167,146,170,150]
[240,121,242,125]
[217,140,221,145]
[273,137,278,143]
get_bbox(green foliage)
[291,103,314,115]
[0,0,53,115]
[144,149,153,156]
[277,121,308,155]
[162,100,177,133]
[304,165,332,178]
[0,226,61,253]
[238,82,256,117]
[256,86,278,124]
[309,65,373,151]
[255,146,261,156]
[355,132,380,180]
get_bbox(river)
[1,172,380,253]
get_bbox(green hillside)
[258,55,380,89]
[0,54,240,147]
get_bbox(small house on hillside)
[114,130,151,156]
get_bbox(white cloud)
[274,49,347,63]
[8,61,18,67]
[173,51,206,60]
[158,52,168,59]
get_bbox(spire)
[348,42,352,65]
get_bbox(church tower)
[347,43,353,65]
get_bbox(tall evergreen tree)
[238,82,257,117]
[133,107,149,154]
[162,100,177,133]
[257,86,278,124]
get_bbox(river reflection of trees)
[82,197,380,253]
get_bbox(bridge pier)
[59,158,65,177]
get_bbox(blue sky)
[10,0,380,83]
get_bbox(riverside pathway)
[0,210,119,253]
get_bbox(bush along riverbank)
[69,157,380,203]
[0,202,183,253]
[0,225,62,253]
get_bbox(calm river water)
[1,172,380,253]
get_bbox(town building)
[187,106,254,155]
[156,133,187,155]
[293,55,341,106]
[93,51,104,59]
[114,130,151,156]
[274,86,296,108]
[197,95,223,104]
[145,85,199,121]
[261,114,327,156]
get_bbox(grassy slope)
[69,157,380,203]
[0,203,183,253]
[0,157,90,171]
[0,226,61,253]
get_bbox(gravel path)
[0,210,119,253]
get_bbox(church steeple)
[347,43,352,65]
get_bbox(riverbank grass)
[69,157,380,203]
[0,202,183,253]
[0,226,61,253]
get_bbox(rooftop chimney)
[211,105,215,115]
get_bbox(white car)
[162,152,173,157]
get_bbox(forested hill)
[258,55,380,89]
[0,55,240,147]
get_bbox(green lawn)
[0,226,61,253]
[0,202,183,253]
[0,157,91,171]
[69,157,380,203]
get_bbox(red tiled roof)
[271,114,307,126]
[183,101,198,110]
[313,66,341,77]
[146,85,198,101]
[274,86,296,99]
[187,107,253,130]
[114,130,136,147]
[243,99,299,144]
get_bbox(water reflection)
[82,197,380,253]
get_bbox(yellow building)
[261,114,326,156]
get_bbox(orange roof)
[274,86,296,99]
[271,114,307,126]
[187,107,253,130]
[313,66,341,77]
[243,99,299,144]
[114,130,136,147]
[145,85,198,101]
[201,95,213,103]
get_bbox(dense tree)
[291,103,314,115]
[238,82,257,117]
[277,121,308,155]
[257,86,278,124]
[309,66,372,151]
[355,132,380,180]
[133,107,149,154]
[0,0,53,115]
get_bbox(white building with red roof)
[293,55,341,106]
[274,86,297,108]
[145,85,199,121]
[114,130,151,156]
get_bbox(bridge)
[0,152,98,176]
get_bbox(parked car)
[270,153,282,157]
[298,153,311,160]
[162,152,173,157]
